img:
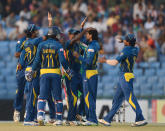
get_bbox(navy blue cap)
[122,34,136,45]
[68,28,80,35]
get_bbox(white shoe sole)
[131,121,148,127]
[98,119,111,126]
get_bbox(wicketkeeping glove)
[25,67,33,82]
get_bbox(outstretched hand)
[48,12,53,27]
[98,56,107,63]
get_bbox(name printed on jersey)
[43,49,55,54]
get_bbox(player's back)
[120,46,138,73]
[40,38,62,69]
[24,37,43,66]
[24,38,37,66]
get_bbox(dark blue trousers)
[65,73,84,121]
[77,89,85,116]
[24,75,39,122]
[83,72,98,124]
[38,73,62,120]
[14,69,26,112]
[47,90,56,119]
[104,74,145,123]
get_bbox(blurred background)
[0,0,165,123]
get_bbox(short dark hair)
[88,29,98,41]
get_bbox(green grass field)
[0,122,165,131]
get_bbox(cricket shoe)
[13,110,20,122]
[23,121,39,126]
[82,121,98,126]
[53,120,63,126]
[48,119,56,124]
[65,121,80,126]
[37,116,45,126]
[131,120,148,127]
[98,119,111,126]
[76,114,87,122]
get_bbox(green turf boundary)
[0,122,165,131]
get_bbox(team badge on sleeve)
[88,49,94,52]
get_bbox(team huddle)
[13,12,147,127]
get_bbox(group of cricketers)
[12,12,148,127]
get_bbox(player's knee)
[54,95,62,101]
[38,95,48,100]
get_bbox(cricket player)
[13,33,27,122]
[19,25,56,125]
[73,28,100,126]
[98,34,148,127]
[27,26,72,126]
[13,27,40,122]
[64,28,84,125]
[23,24,44,125]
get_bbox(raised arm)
[99,49,127,66]
[69,28,88,45]
[48,12,53,27]
[106,59,119,66]
[80,16,87,29]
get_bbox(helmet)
[25,24,40,38]
[47,26,61,36]
[122,34,136,45]
[27,24,40,33]
[68,28,80,35]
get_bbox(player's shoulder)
[17,37,26,44]
[122,46,130,52]
[49,39,63,51]
[89,40,100,51]
[26,38,32,43]
[95,41,100,50]
[38,41,46,47]
[24,38,31,46]
[55,40,63,48]
[123,46,138,56]
[121,47,129,56]
[132,46,139,56]
[31,37,42,43]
